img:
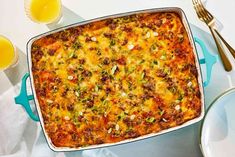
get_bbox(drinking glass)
[0,35,19,71]
[24,0,62,24]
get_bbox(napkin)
[0,85,30,156]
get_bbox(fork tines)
[192,0,214,24]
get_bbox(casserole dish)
[15,7,216,151]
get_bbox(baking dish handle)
[194,37,217,87]
[15,73,39,121]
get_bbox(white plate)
[200,88,235,157]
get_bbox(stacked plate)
[200,88,235,157]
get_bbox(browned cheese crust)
[31,12,201,148]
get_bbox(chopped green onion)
[125,127,133,133]
[111,65,118,75]
[95,85,99,92]
[78,65,84,71]
[91,106,98,111]
[78,75,84,81]
[160,52,167,60]
[75,90,80,97]
[160,56,166,60]
[139,59,145,64]
[97,64,103,68]
[127,67,136,75]
[141,72,145,79]
[110,39,116,46]
[150,43,158,52]
[72,41,82,50]
[118,111,126,120]
[159,110,165,116]
[153,60,158,65]
[146,117,156,123]
[177,94,184,101]
[96,50,102,56]
[68,51,75,58]
[168,86,177,94]
[102,99,108,105]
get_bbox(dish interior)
[29,10,203,150]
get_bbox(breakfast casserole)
[31,12,201,148]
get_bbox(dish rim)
[26,7,205,152]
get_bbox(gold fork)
[214,29,235,59]
[192,0,233,71]
[194,0,235,60]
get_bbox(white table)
[0,0,235,157]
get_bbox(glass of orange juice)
[0,35,19,71]
[24,0,62,24]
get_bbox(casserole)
[15,7,216,151]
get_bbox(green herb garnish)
[146,117,156,123]
[141,72,145,79]
[153,60,158,65]
[72,41,82,50]
[118,111,126,120]
[127,67,136,75]
[159,110,165,116]
[68,51,75,58]
[102,99,108,105]
[139,59,145,64]
[110,39,116,46]
[111,65,118,75]
[150,43,158,52]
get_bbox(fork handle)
[209,27,232,71]
[213,29,235,60]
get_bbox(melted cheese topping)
[31,12,201,148]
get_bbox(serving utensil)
[192,0,233,71]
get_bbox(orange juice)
[27,0,61,23]
[0,36,17,70]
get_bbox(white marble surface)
[0,0,235,157]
